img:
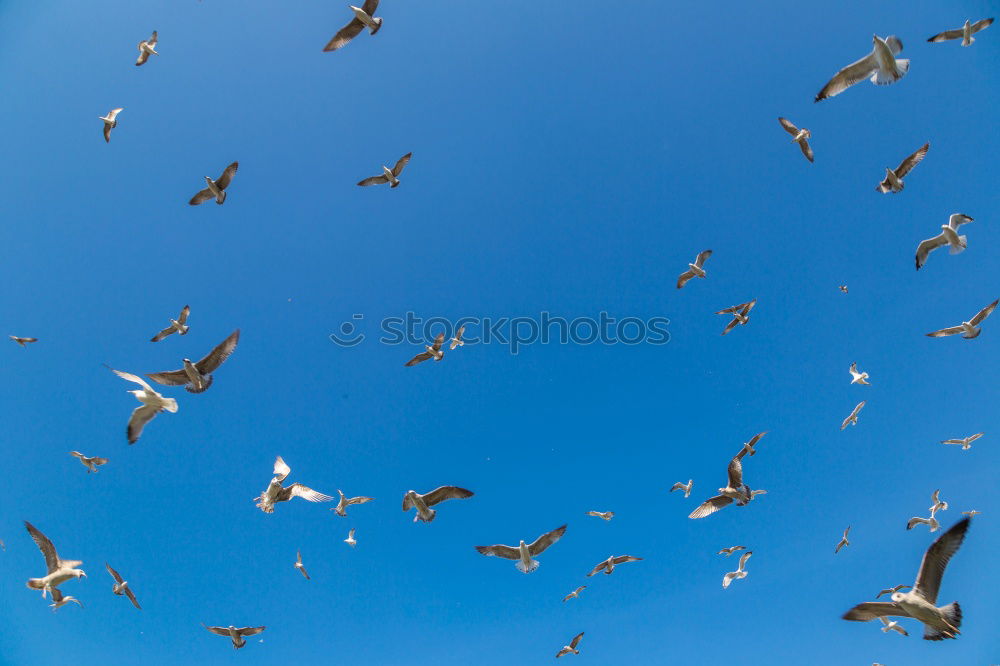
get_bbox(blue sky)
[1,0,998,663]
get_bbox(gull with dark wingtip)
[324,0,382,52]
[358,152,411,188]
[841,401,865,430]
[670,479,693,498]
[151,305,190,342]
[916,214,973,270]
[778,117,814,162]
[331,490,374,517]
[108,367,178,444]
[9,335,37,347]
[189,162,238,205]
[586,554,642,577]
[404,332,445,366]
[402,486,474,522]
[941,433,983,450]
[815,35,909,102]
[717,299,756,335]
[876,143,929,194]
[475,525,566,573]
[928,18,993,46]
[24,521,86,598]
[689,446,764,519]
[926,299,998,339]
[203,625,266,650]
[135,31,158,66]
[70,451,108,473]
[254,456,334,513]
[147,329,240,393]
[106,563,141,609]
[99,108,123,143]
[676,250,712,289]
[556,632,584,658]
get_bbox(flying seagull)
[915,214,973,270]
[99,108,123,143]
[24,521,86,598]
[358,152,411,188]
[717,299,757,335]
[876,584,911,599]
[941,433,983,450]
[841,401,866,430]
[151,305,190,342]
[586,555,642,577]
[815,35,909,102]
[907,514,940,533]
[108,367,178,444]
[723,551,752,589]
[740,431,767,457]
[676,250,712,289]
[449,326,466,350]
[876,143,929,193]
[930,490,949,515]
[324,0,382,52]
[147,329,240,393]
[718,545,746,557]
[842,517,970,640]
[586,511,614,521]
[9,336,37,347]
[928,18,993,46]
[839,285,849,293]
[836,526,852,554]
[254,456,334,513]
[189,161,238,205]
[778,117,814,162]
[475,524,567,573]
[689,447,764,519]
[203,625,266,650]
[402,486,474,522]
[404,332,445,366]
[670,479,693,498]
[562,586,586,602]
[106,563,141,610]
[135,31,158,66]
[849,362,870,385]
[962,510,980,518]
[879,617,909,636]
[69,451,108,473]
[555,632,584,658]
[344,528,357,547]
[926,299,998,339]
[49,588,82,612]
[331,490,374,517]
[294,551,310,579]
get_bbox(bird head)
[890,591,906,603]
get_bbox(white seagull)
[108,367,178,444]
[254,456,334,513]
[404,332,445,366]
[835,526,852,554]
[778,117,814,162]
[402,486,474,522]
[907,514,940,533]
[676,250,712,289]
[146,329,240,393]
[324,0,382,52]
[879,617,909,636]
[877,584,911,599]
[928,18,994,46]
[841,401,866,430]
[740,431,767,457]
[586,511,614,521]
[70,451,108,473]
[876,143,929,193]
[929,490,949,515]
[135,31,158,66]
[358,152,411,188]
[670,479,693,498]
[815,35,909,102]
[926,299,998,339]
[562,586,586,602]
[331,490,374,517]
[151,305,190,342]
[475,525,567,573]
[99,108,123,143]
[718,545,746,557]
[189,162,239,205]
[24,521,86,598]
[915,214,974,270]
[449,326,466,350]
[344,528,357,547]
[723,551,752,589]
[717,299,757,335]
[849,362,870,385]
[294,550,310,579]
[586,554,642,577]
[962,510,980,518]
[106,563,141,609]
[941,433,983,450]
[556,632,584,658]
[203,625,266,650]
[49,588,83,612]
[689,447,763,519]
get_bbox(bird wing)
[972,18,994,33]
[726,455,743,488]
[148,31,158,47]
[926,326,964,338]
[746,431,767,448]
[737,551,752,568]
[273,456,291,481]
[967,433,984,443]
[721,318,740,336]
[669,482,686,492]
[346,496,374,506]
[948,214,973,230]
[361,0,380,14]
[25,522,60,573]
[214,162,239,190]
[586,560,610,577]
[151,326,176,342]
[357,174,390,186]
[815,52,878,101]
[528,524,567,555]
[893,143,929,178]
[103,123,112,143]
[105,563,124,584]
[127,404,160,444]
[405,351,433,366]
[237,626,266,637]
[927,28,965,42]
[177,305,190,325]
[799,139,814,162]
[429,332,445,352]
[475,544,520,560]
[124,586,141,609]
[204,625,231,636]
[110,367,155,392]
[194,329,240,374]
[136,50,150,66]
[915,233,948,269]
[569,632,584,649]
[689,495,733,519]
[391,152,412,177]
[287,483,333,503]
[70,451,85,461]
[324,18,365,52]
[715,304,743,315]
[842,602,909,621]
[189,188,215,205]
[611,555,642,565]
[422,485,474,506]
[777,117,800,135]
[676,268,697,289]
[912,517,970,605]
[970,298,999,325]
[693,249,712,268]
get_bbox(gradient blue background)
[1,1,997,664]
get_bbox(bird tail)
[950,236,967,254]
[216,191,227,205]
[186,375,213,393]
[369,17,382,35]
[925,602,961,640]
[516,558,540,574]
[963,36,974,46]
[871,59,909,85]
[163,397,179,413]
[416,509,436,523]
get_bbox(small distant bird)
[331,490,374,517]
[876,584,911,599]
[404,332,445,366]
[69,451,108,473]
[555,632,584,658]
[475,524,567,573]
[876,143,929,193]
[907,514,940,533]
[842,517,970,640]
[717,299,757,335]
[9,336,37,347]
[586,511,614,521]
[689,447,763,519]
[562,586,586,602]
[670,479,693,498]
[189,161,239,205]
[254,456,334,513]
[815,35,909,102]
[147,329,240,393]
[294,551,310,579]
[449,326,466,350]
[324,0,382,52]
[926,299,998,339]
[778,117,814,162]
[150,305,190,342]
[203,625,266,650]
[586,555,642,577]
[676,250,712,289]
[962,510,980,518]
[835,526,852,554]
[402,486,474,522]
[723,551,752,589]
[718,545,746,557]
[839,285,849,293]
[106,563,141,609]
[841,401,866,430]
[135,31,158,65]
[849,362,870,385]
[928,18,994,46]
[915,214,974,270]
[879,617,909,636]
[344,528,357,547]
[358,152,411,188]
[108,367,178,444]
[941,433,983,450]
[740,431,767,457]
[99,108,123,143]
[48,588,82,612]
[24,521,86,598]
[929,490,949,515]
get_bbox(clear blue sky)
[1,1,997,664]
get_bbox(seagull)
[203,625,266,650]
[876,143,929,193]
[941,433,983,450]
[915,214,974,270]
[324,0,382,52]
[839,285,849,293]
[404,332,445,366]
[928,18,994,46]
[586,511,614,521]
[962,510,980,518]
[331,490,374,517]
[929,490,949,514]
[717,299,757,335]
[69,451,108,473]
[718,545,746,556]
[402,486,474,522]
[670,479,693,498]
[879,617,909,636]
[358,152,411,188]
[106,563,141,609]
[778,117,814,162]
[877,584,911,599]
[24,521,86,598]
[449,326,466,350]
[907,514,940,533]
[740,431,767,457]
[254,456,334,513]
[586,555,642,577]
[189,161,239,205]
[926,299,998,339]
[562,586,586,602]
[150,305,190,342]
[676,250,712,289]
[99,108,123,143]
[135,31,158,66]
[842,517,970,640]
[474,524,567,573]
[836,526,852,554]
[294,551,310,579]
[841,401,866,430]
[815,35,909,102]
[555,632,584,658]
[48,588,82,612]
[689,447,763,519]
[108,367,178,444]
[723,551,752,589]
[344,528,357,547]
[849,362,870,385]
[146,329,240,393]
[9,336,37,347]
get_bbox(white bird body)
[517,540,534,573]
[942,433,983,450]
[350,5,380,32]
[344,529,357,547]
[723,551,752,589]
[849,362,870,385]
[928,18,994,46]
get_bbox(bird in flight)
[294,551,310,579]
[344,528,357,547]
[835,526,851,554]
[879,617,909,636]
[876,584,911,599]
[925,299,998,340]
[927,18,993,46]
[718,545,746,557]
[108,367,178,444]
[99,108,123,143]
[941,433,983,450]
[203,625,266,650]
[69,451,108,473]
[723,551,752,589]
[841,401,866,430]
[106,563,141,609]
[876,143,929,194]
[717,299,757,335]
[815,35,909,102]
[689,446,764,519]
[676,250,712,289]
[740,431,767,457]
[777,117,814,162]
[849,362,870,385]
[324,0,382,52]
[670,479,693,498]
[402,486,474,523]
[151,305,190,342]
[48,588,82,612]
[586,511,614,521]
[915,214,973,270]
[189,162,239,205]
[24,521,86,599]
[358,152,412,188]
[475,525,567,573]
[9,335,37,347]
[331,490,375,517]
[450,326,466,350]
[562,586,586,602]
[555,632,584,658]
[135,30,158,66]
[404,332,446,366]
[147,329,240,393]
[586,554,642,577]
[254,456,334,513]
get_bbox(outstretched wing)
[106,563,124,584]
[324,18,365,52]
[215,162,239,190]
[288,483,334,503]
[676,268,696,289]
[926,326,964,338]
[188,188,215,205]
[127,405,160,444]
[195,329,240,374]
[423,486,474,506]
[915,233,948,269]
[405,351,432,366]
[237,626,266,637]
[893,143,929,178]
[475,544,520,560]
[927,28,965,42]
[726,455,743,488]
[777,117,800,136]
[357,174,389,187]
[689,495,732,519]
[204,625,231,636]
[972,18,995,33]
[585,560,609,577]
[970,298,999,326]
[842,601,908,621]
[815,52,878,101]
[568,632,584,649]
[429,332,446,352]
[913,517,970,604]
[611,555,642,565]
[693,249,712,269]
[25,522,59,573]
[528,524,567,555]
[392,152,412,177]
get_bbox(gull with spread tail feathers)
[475,525,567,573]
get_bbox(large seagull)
[475,525,567,573]
[815,35,909,102]
[147,329,240,393]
